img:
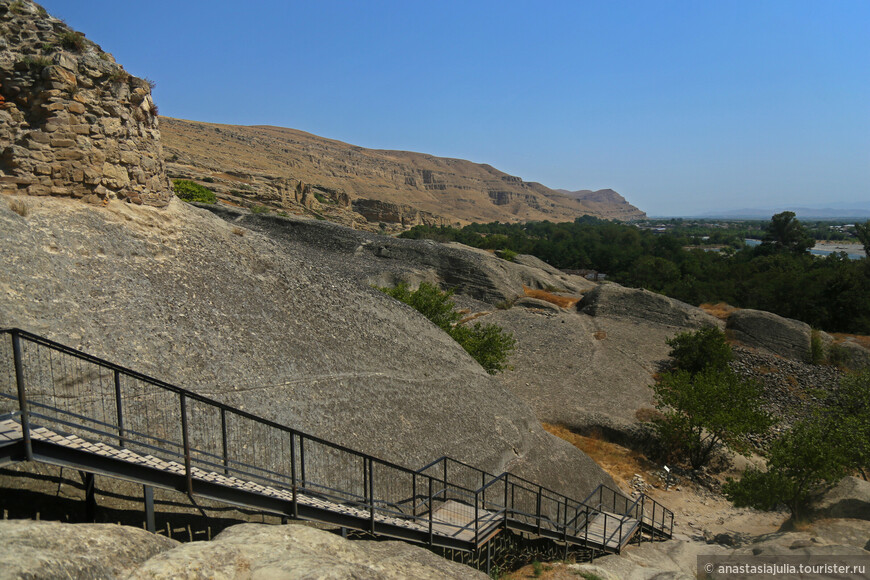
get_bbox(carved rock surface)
[727,309,813,361]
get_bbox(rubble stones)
[0,0,171,206]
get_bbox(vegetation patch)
[699,302,739,321]
[650,327,772,470]
[172,179,216,204]
[379,282,515,374]
[522,286,581,309]
[542,423,657,488]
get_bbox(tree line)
[400,213,870,334]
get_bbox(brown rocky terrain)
[160,117,646,231]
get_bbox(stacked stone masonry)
[0,0,171,206]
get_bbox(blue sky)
[39,1,869,216]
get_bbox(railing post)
[113,370,125,448]
[299,437,306,490]
[368,457,375,534]
[290,433,298,519]
[143,485,155,532]
[503,474,509,525]
[474,488,480,546]
[220,408,229,476]
[428,476,434,545]
[562,496,568,544]
[180,393,193,495]
[443,459,447,501]
[412,473,417,518]
[11,330,32,461]
[535,487,542,535]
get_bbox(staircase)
[0,328,673,570]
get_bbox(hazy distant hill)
[697,207,870,220]
[160,118,646,228]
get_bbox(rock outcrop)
[0,519,179,579]
[0,520,486,579]
[1,196,613,506]
[159,117,647,228]
[0,0,171,206]
[201,204,595,305]
[727,309,814,361]
[811,477,870,521]
[578,284,722,329]
[128,523,487,580]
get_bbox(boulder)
[128,523,487,579]
[727,309,813,361]
[578,283,722,329]
[0,520,178,579]
[811,477,870,521]
[832,341,870,371]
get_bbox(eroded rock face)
[128,523,488,580]
[727,309,813,361]
[0,197,614,504]
[0,519,179,579]
[811,477,870,521]
[578,283,722,329]
[0,0,171,206]
[202,204,595,305]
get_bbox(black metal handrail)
[0,327,673,551]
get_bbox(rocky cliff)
[0,0,170,206]
[160,117,647,229]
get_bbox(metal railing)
[0,328,672,553]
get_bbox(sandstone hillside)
[0,196,614,502]
[160,117,647,231]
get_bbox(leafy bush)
[809,329,826,365]
[652,368,772,469]
[499,249,518,262]
[666,326,733,376]
[379,282,515,374]
[452,322,517,375]
[723,414,847,518]
[172,179,216,203]
[724,371,870,518]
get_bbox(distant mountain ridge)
[696,207,870,220]
[160,118,646,229]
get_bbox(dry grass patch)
[458,311,491,324]
[830,333,870,350]
[9,198,29,217]
[542,423,657,490]
[523,286,581,309]
[699,302,739,321]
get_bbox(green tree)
[828,370,870,479]
[760,211,814,254]
[854,221,870,258]
[652,368,772,470]
[172,179,216,203]
[380,283,460,332]
[723,414,848,519]
[665,326,733,376]
[379,282,515,374]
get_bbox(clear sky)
[38,1,870,216]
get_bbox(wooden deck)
[582,510,640,551]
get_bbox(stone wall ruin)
[0,0,171,205]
